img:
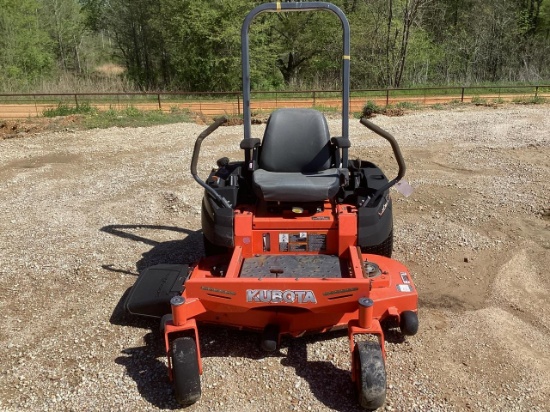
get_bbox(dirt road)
[0,105,549,411]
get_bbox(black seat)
[252,109,341,202]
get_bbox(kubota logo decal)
[246,289,317,304]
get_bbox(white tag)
[397,284,413,293]
[395,179,414,197]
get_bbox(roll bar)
[241,2,351,166]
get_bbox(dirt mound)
[0,116,84,139]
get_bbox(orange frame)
[164,202,418,381]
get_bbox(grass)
[43,103,97,117]
[42,103,192,128]
[83,106,192,128]
[395,101,422,110]
[31,91,547,129]
[511,96,547,104]
[361,100,384,117]
[357,100,422,118]
[471,96,488,105]
[311,104,341,114]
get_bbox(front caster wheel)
[171,336,201,406]
[354,341,386,410]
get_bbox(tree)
[101,0,165,90]
[269,10,341,88]
[156,0,281,91]
[41,0,87,73]
[0,0,54,91]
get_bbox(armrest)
[331,136,351,148]
[240,138,261,150]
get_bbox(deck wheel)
[354,340,386,410]
[171,336,201,406]
[260,324,279,352]
[399,310,419,336]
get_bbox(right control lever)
[359,117,407,207]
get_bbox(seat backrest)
[259,109,332,173]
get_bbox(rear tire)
[354,340,386,410]
[171,336,201,406]
[203,235,229,257]
[360,230,393,258]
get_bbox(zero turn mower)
[125,2,418,410]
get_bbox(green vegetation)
[358,100,422,118]
[1,1,550,93]
[109,0,550,91]
[42,104,191,128]
[361,101,384,118]
[33,95,547,129]
[471,96,488,105]
[43,103,97,117]
[83,107,191,128]
[395,101,422,110]
[512,96,547,104]
[311,105,341,114]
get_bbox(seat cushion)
[253,168,341,202]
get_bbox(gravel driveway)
[0,105,549,411]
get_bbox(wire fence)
[0,85,548,119]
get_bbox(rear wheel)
[203,235,229,257]
[171,336,201,406]
[360,230,393,258]
[354,340,386,410]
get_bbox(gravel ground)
[0,105,549,411]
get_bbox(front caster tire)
[399,310,419,336]
[354,341,386,410]
[171,336,201,406]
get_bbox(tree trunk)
[276,51,311,86]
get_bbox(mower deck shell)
[167,251,417,336]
